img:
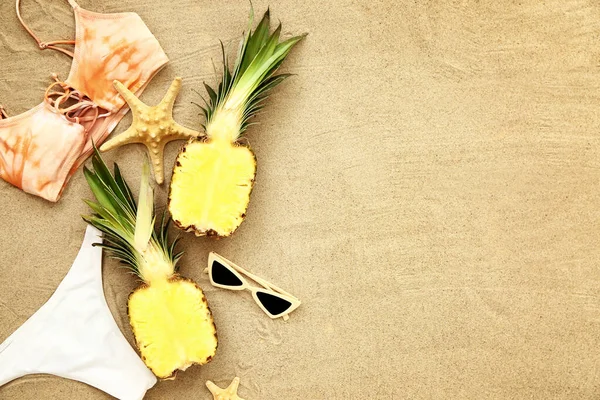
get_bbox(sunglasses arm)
[230,264,298,301]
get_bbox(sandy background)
[2,0,600,399]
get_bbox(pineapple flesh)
[129,278,216,378]
[169,9,305,237]
[170,138,256,236]
[83,149,217,379]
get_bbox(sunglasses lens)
[212,260,244,287]
[256,291,293,317]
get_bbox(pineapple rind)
[168,139,256,237]
[128,276,218,379]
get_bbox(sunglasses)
[206,252,301,320]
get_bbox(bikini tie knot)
[44,76,111,133]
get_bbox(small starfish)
[206,377,246,400]
[100,77,200,184]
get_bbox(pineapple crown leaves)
[82,147,183,279]
[199,7,306,135]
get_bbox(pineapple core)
[206,108,243,142]
[169,139,256,236]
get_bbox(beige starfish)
[206,377,246,400]
[100,77,200,184]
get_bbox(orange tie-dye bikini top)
[0,0,169,201]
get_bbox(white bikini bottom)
[0,226,156,399]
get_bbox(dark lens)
[212,260,244,287]
[256,291,293,316]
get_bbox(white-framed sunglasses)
[206,252,301,320]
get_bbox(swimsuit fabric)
[0,0,169,201]
[0,225,157,399]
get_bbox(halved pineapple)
[169,9,305,237]
[83,149,217,378]
[170,139,256,236]
[129,278,217,378]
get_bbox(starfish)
[206,377,246,400]
[100,77,200,184]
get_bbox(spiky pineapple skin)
[168,138,257,237]
[127,276,218,379]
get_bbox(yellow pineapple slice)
[168,9,305,237]
[170,139,256,236]
[129,278,217,378]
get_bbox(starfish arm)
[206,380,220,395]
[171,122,202,139]
[100,127,142,152]
[159,77,182,112]
[228,377,241,393]
[147,142,166,185]
[113,80,147,115]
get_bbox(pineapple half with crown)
[168,8,305,237]
[82,149,217,379]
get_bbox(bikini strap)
[15,0,76,58]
